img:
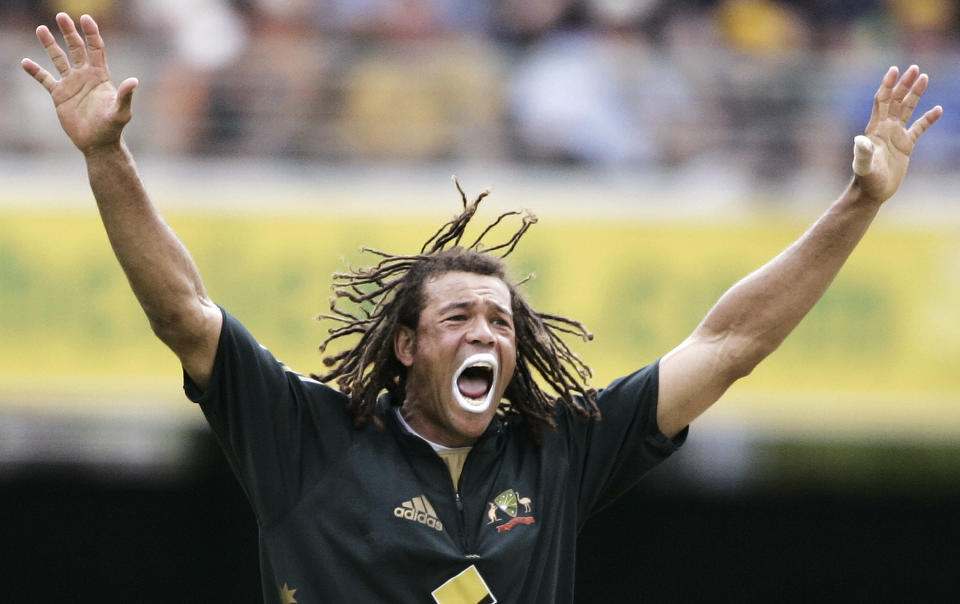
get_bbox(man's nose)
[467,318,495,345]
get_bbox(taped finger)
[852,135,875,176]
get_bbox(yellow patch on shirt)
[431,564,496,604]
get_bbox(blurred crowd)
[2,0,959,182]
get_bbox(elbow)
[716,333,780,381]
[147,309,185,342]
[145,297,215,351]
[724,354,760,381]
[147,308,193,348]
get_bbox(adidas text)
[394,496,444,532]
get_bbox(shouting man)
[22,12,941,604]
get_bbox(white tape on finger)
[852,135,875,176]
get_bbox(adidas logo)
[394,495,444,532]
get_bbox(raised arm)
[22,13,221,389]
[656,65,943,438]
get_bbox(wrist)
[844,178,887,210]
[82,139,129,162]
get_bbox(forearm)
[84,140,215,348]
[698,180,882,373]
[658,66,939,438]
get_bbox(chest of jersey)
[261,424,574,602]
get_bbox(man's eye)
[447,315,467,322]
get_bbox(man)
[22,12,941,604]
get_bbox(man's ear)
[394,325,416,367]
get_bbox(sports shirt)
[186,307,686,603]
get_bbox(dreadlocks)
[313,178,599,439]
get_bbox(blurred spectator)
[321,0,444,38]
[714,0,807,54]
[131,0,247,154]
[321,0,493,36]
[710,0,814,183]
[510,30,653,165]
[336,36,506,161]
[888,0,958,55]
[509,2,703,167]
[0,1,47,26]
[493,0,573,40]
[199,0,332,157]
[585,0,663,25]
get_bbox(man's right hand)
[21,12,138,155]
[22,12,222,391]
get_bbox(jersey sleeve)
[562,359,687,524]
[183,306,352,525]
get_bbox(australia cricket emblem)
[486,489,535,533]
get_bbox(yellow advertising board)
[2,208,958,436]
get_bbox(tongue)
[457,375,489,400]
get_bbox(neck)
[399,400,480,448]
[395,408,467,451]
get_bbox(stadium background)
[2,0,959,601]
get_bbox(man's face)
[394,271,517,447]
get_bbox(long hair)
[313,179,599,438]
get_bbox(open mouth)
[452,353,498,414]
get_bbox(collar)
[394,408,470,452]
[378,393,505,455]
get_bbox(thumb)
[115,77,138,119]
[852,135,875,176]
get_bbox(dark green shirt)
[186,308,686,603]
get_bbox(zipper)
[454,491,480,559]
[454,488,468,552]
[391,407,485,556]
[452,422,501,558]
[425,447,469,554]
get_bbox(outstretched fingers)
[80,14,107,68]
[36,24,70,76]
[891,65,942,144]
[57,12,88,69]
[870,66,899,124]
[908,105,944,143]
[888,65,920,121]
[21,58,57,92]
[868,65,940,138]
[897,71,935,126]
[23,13,116,98]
